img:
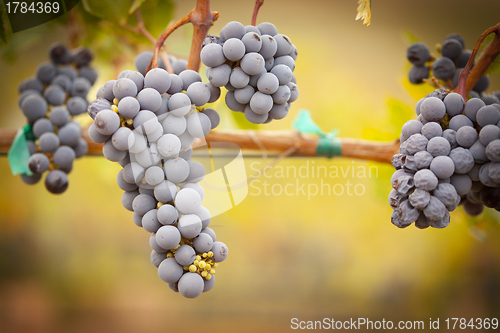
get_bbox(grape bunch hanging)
[87,56,228,298]
[17,43,97,194]
[200,21,299,124]
[390,88,500,229]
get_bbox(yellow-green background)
[1,0,500,332]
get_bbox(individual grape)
[455,49,471,67]
[94,109,120,135]
[133,110,158,135]
[168,93,192,116]
[72,47,93,67]
[53,145,76,168]
[70,77,91,98]
[49,42,71,64]
[186,82,211,106]
[229,67,250,89]
[21,94,47,122]
[432,57,455,81]
[18,89,41,108]
[178,70,202,91]
[274,55,296,71]
[222,38,246,61]
[420,97,446,122]
[87,98,112,120]
[66,96,87,116]
[220,21,246,41]
[449,147,475,173]
[185,161,206,183]
[430,155,455,179]
[36,62,57,83]
[183,183,204,200]
[45,170,69,194]
[400,133,428,155]
[187,113,211,138]
[274,34,293,57]
[408,65,429,84]
[57,122,80,147]
[467,163,482,181]
[422,196,446,221]
[396,200,419,225]
[211,241,228,262]
[157,204,178,225]
[203,275,216,292]
[448,114,474,132]
[256,22,277,36]
[134,143,160,168]
[157,134,181,158]
[58,66,77,80]
[245,25,261,35]
[154,180,177,203]
[240,52,265,75]
[132,193,156,215]
[442,129,457,148]
[96,80,117,102]
[38,132,60,152]
[249,92,273,114]
[164,157,190,183]
[79,66,98,85]
[406,42,430,66]
[462,98,485,123]
[234,85,255,104]
[144,68,171,94]
[201,228,216,242]
[441,38,463,60]
[272,85,291,104]
[28,153,50,174]
[257,73,279,95]
[121,71,145,93]
[203,108,220,129]
[49,106,70,127]
[116,169,138,192]
[201,43,226,67]
[427,137,451,156]
[158,258,184,283]
[151,250,167,268]
[463,200,484,216]
[393,175,414,195]
[175,188,202,214]
[456,126,477,148]
[137,88,162,112]
[486,139,500,162]
[257,34,277,59]
[407,188,429,209]
[206,83,221,103]
[172,59,188,75]
[388,188,405,208]
[479,163,498,187]
[134,51,154,76]
[178,131,195,151]
[145,166,165,186]
[113,78,137,100]
[88,123,111,144]
[163,114,187,136]
[18,77,44,93]
[244,105,268,124]
[427,210,450,229]
[207,64,231,87]
[142,209,162,233]
[21,173,42,185]
[482,94,500,105]
[174,245,196,266]
[33,118,53,138]
[178,272,204,299]
[401,120,423,142]
[473,75,490,93]
[123,162,145,184]
[193,233,214,253]
[103,140,127,162]
[242,32,262,53]
[269,103,290,120]
[112,127,134,151]
[51,74,72,91]
[469,140,488,163]
[413,169,438,191]
[443,93,464,117]
[225,91,246,112]
[476,105,500,127]
[412,151,431,169]
[450,174,472,195]
[287,82,299,102]
[177,214,202,239]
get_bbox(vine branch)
[251,0,264,26]
[455,23,500,99]
[150,0,219,72]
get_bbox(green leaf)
[475,33,500,75]
[401,30,420,45]
[129,0,147,15]
[0,2,9,43]
[81,0,131,22]
[478,33,494,58]
[484,57,500,75]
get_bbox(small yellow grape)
[189,265,197,272]
[210,269,215,275]
[195,255,202,261]
[206,273,212,280]
[166,253,173,258]
[111,105,118,112]
[202,253,208,258]
[201,271,208,277]
[113,98,119,105]
[213,263,219,268]
[207,251,214,258]
[206,264,211,270]
[193,260,199,266]
[199,261,206,269]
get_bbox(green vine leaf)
[81,0,131,22]
[129,0,148,15]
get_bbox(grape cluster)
[18,43,97,194]
[406,34,492,97]
[87,63,227,298]
[390,89,500,228]
[200,21,299,124]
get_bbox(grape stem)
[456,22,500,100]
[150,0,219,73]
[0,128,401,164]
[251,0,264,26]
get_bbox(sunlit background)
[1,0,500,332]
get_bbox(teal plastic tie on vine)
[8,124,33,176]
[292,109,342,158]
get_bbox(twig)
[150,0,219,72]
[251,0,264,26]
[456,23,500,100]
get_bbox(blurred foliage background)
[1,0,500,332]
